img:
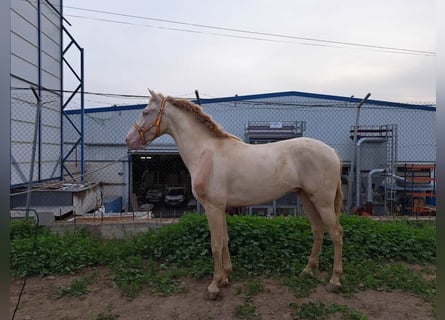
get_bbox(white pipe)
[345,93,371,213]
[355,137,387,208]
[367,168,385,203]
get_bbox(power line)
[63,5,435,56]
[11,86,436,109]
[11,86,149,99]
[65,14,348,51]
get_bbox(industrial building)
[64,92,436,217]
[8,0,89,220]
[7,1,436,219]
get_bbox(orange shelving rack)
[404,164,436,215]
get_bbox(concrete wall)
[49,221,165,239]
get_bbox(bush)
[10,218,41,240]
[11,228,101,276]
[10,214,436,278]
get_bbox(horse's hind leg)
[299,191,325,277]
[315,203,344,291]
[221,214,232,286]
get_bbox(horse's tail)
[334,177,343,217]
[334,152,344,217]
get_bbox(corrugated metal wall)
[10,0,63,186]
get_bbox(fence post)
[25,87,42,218]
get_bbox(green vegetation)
[95,305,120,320]
[233,303,258,320]
[10,213,435,307]
[95,313,119,320]
[233,278,265,319]
[57,273,95,299]
[109,255,184,299]
[290,301,367,320]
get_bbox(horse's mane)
[166,97,241,141]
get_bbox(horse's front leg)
[205,207,228,300]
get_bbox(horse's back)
[213,137,341,206]
[257,137,341,169]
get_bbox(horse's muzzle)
[125,131,143,150]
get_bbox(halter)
[133,98,167,146]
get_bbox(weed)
[149,273,184,296]
[110,256,152,299]
[96,312,119,320]
[233,303,258,320]
[10,213,436,304]
[282,273,320,298]
[245,278,264,297]
[10,219,41,240]
[232,278,265,318]
[370,263,436,302]
[339,262,435,303]
[185,258,213,279]
[234,278,265,303]
[290,300,367,320]
[110,256,184,298]
[57,277,91,299]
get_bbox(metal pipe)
[60,1,64,181]
[37,0,42,182]
[195,89,202,106]
[388,174,406,182]
[80,47,85,181]
[346,93,371,213]
[367,168,385,203]
[355,137,387,208]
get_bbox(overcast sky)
[62,0,436,107]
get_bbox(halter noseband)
[133,98,167,146]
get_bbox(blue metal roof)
[65,91,436,114]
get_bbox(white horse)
[126,90,344,299]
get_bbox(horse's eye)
[142,109,149,116]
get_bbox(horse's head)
[125,89,167,149]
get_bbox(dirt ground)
[10,267,435,320]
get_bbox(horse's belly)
[226,180,296,207]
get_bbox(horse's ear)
[148,89,161,103]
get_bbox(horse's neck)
[165,109,218,173]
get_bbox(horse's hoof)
[206,289,222,301]
[325,282,341,293]
[300,270,314,278]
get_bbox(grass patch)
[110,256,183,299]
[290,300,367,320]
[282,273,321,298]
[339,261,435,303]
[57,277,90,299]
[233,278,265,319]
[96,313,119,320]
[10,213,436,302]
[233,303,258,320]
[56,271,97,299]
[235,278,265,301]
[95,305,120,320]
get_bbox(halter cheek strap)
[133,98,167,146]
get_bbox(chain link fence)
[10,91,436,221]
